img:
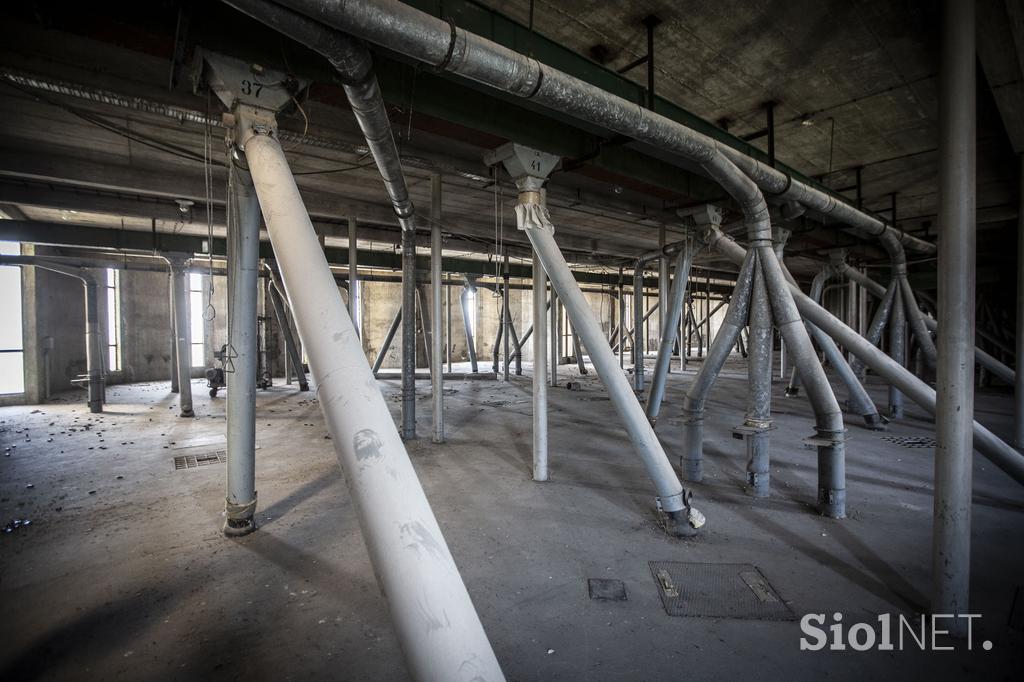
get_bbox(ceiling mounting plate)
[196,49,307,113]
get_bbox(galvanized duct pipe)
[680,252,756,482]
[226,0,419,438]
[888,285,907,419]
[223,161,261,536]
[514,181,694,535]
[243,127,503,681]
[281,0,847,516]
[646,242,693,424]
[785,267,831,396]
[780,266,883,429]
[743,254,773,497]
[0,257,104,412]
[849,279,897,379]
[460,281,479,373]
[706,226,1024,487]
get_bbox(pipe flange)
[223,495,258,536]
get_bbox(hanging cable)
[202,89,217,322]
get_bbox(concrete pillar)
[933,0,975,635]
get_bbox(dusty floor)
[1,356,1022,681]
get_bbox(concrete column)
[169,257,194,417]
[933,0,975,634]
[430,173,444,443]
[224,163,260,536]
[1015,154,1024,447]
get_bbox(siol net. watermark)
[799,612,993,651]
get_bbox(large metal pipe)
[502,250,511,382]
[888,285,906,419]
[515,188,692,533]
[1017,153,1024,446]
[430,173,444,443]
[680,252,755,482]
[646,241,692,424]
[933,0,975,633]
[372,306,401,375]
[744,254,773,497]
[632,266,644,392]
[170,258,194,417]
[460,282,478,372]
[348,216,359,336]
[785,267,830,396]
[401,228,416,439]
[849,279,897,379]
[169,272,179,394]
[533,250,548,481]
[708,226,1024,487]
[224,161,261,536]
[617,269,625,369]
[243,128,502,681]
[268,277,310,390]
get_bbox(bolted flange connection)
[223,495,258,537]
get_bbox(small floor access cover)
[882,435,936,449]
[648,561,794,620]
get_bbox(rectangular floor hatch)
[173,445,260,470]
[882,435,936,449]
[648,561,794,620]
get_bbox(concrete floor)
[1,356,1022,680]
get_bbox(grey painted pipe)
[401,229,416,438]
[617,269,625,369]
[533,250,548,481]
[224,163,261,536]
[372,306,402,375]
[921,315,1014,385]
[502,254,511,382]
[430,174,444,443]
[785,267,830,396]
[633,267,644,392]
[460,283,478,373]
[170,262,194,417]
[933,0,975,634]
[745,254,772,497]
[646,243,692,424]
[550,289,559,386]
[508,299,551,361]
[243,130,503,681]
[348,216,359,335]
[708,226,1024,487]
[570,326,587,374]
[849,280,897,378]
[680,251,756,482]
[268,279,309,390]
[888,285,906,419]
[226,0,422,437]
[899,274,937,370]
[169,273,179,394]
[1017,153,1024,447]
[519,200,688,518]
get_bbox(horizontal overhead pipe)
[242,125,502,680]
[706,226,1024,487]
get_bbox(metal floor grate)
[649,561,794,620]
[882,435,936,449]
[174,449,227,470]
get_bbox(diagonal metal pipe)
[646,240,693,425]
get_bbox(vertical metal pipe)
[646,242,692,424]
[617,268,625,369]
[933,0,975,634]
[224,162,260,536]
[446,277,453,373]
[633,265,644,391]
[745,254,772,497]
[1017,154,1024,447]
[373,306,402,375]
[550,290,559,386]
[658,226,669,339]
[460,282,478,373]
[533,250,548,481]
[570,325,586,374]
[169,272,179,393]
[244,131,502,680]
[269,280,309,390]
[503,249,511,381]
[401,227,416,439]
[521,210,689,523]
[430,174,444,443]
[348,216,359,337]
[170,260,194,417]
[889,286,906,419]
[83,277,103,413]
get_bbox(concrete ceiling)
[0,0,1019,295]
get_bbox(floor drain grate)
[649,561,794,620]
[174,450,227,470]
[882,435,936,449]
